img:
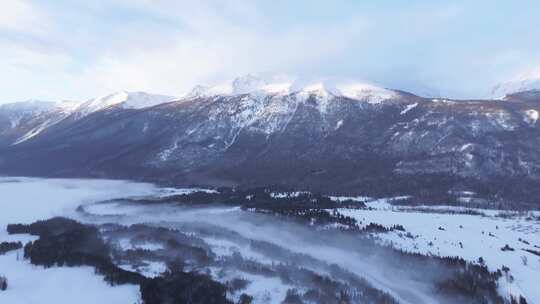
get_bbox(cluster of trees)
[235,189,363,210]
[249,207,360,230]
[353,171,540,209]
[355,243,510,304]
[7,217,85,236]
[428,257,505,304]
[0,241,22,255]
[510,295,529,304]
[19,219,145,286]
[140,267,232,304]
[237,294,253,304]
[9,217,236,303]
[361,223,405,233]
[523,249,540,257]
[133,186,426,238]
[501,244,515,252]
[144,175,540,211]
[138,187,365,210]
[435,263,506,304]
[136,187,377,233]
[239,198,406,234]
[102,223,215,273]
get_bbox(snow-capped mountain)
[72,91,176,118]
[335,82,396,103]
[187,75,293,97]
[1,78,539,207]
[187,75,396,104]
[0,99,78,124]
[0,92,176,147]
[0,100,79,146]
[492,70,540,98]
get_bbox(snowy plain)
[335,197,540,304]
[0,177,158,304]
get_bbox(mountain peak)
[74,91,176,117]
[492,69,540,98]
[335,82,396,104]
[292,80,396,104]
[187,75,293,98]
[121,91,176,109]
[299,82,332,95]
[185,75,397,103]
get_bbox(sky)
[1,0,540,103]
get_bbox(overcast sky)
[1,0,539,102]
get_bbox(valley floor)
[0,177,538,303]
[336,198,540,303]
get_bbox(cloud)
[1,1,540,101]
[0,0,368,101]
[0,1,76,101]
[0,40,73,101]
[74,1,366,97]
[0,0,49,34]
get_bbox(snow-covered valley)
[0,178,538,303]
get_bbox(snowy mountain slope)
[334,82,397,104]
[0,100,77,128]
[0,80,539,206]
[0,92,176,146]
[492,70,540,98]
[0,100,79,146]
[72,91,176,118]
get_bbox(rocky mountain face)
[1,78,539,206]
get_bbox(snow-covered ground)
[0,250,140,304]
[2,178,539,303]
[0,177,157,304]
[208,266,293,304]
[118,261,168,279]
[337,198,540,303]
[203,237,274,264]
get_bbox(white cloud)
[74,3,365,98]
[0,0,368,101]
[0,0,49,34]
[1,1,539,101]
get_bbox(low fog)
[79,200,465,304]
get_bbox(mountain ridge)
[1,79,539,207]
